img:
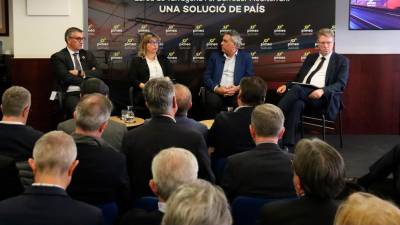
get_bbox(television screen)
[349,0,400,30]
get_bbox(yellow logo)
[141,24,148,29]
[195,52,202,57]
[276,24,284,30]
[167,25,175,30]
[290,38,297,43]
[209,38,216,43]
[112,24,121,29]
[250,24,257,30]
[222,24,230,30]
[99,37,107,43]
[195,24,203,30]
[181,38,188,43]
[168,52,175,57]
[303,51,311,57]
[251,51,257,57]
[112,51,121,57]
[126,38,134,43]
[263,38,270,43]
[303,24,311,29]
[276,51,284,57]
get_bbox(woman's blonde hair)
[335,192,400,225]
[138,32,160,58]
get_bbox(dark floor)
[306,134,400,177]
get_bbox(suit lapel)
[298,54,319,82]
[325,53,336,85]
[233,51,242,85]
[62,48,75,70]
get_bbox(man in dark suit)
[0,131,105,225]
[120,147,198,225]
[174,83,208,141]
[0,86,43,162]
[208,76,266,159]
[122,77,214,199]
[67,94,130,212]
[57,78,127,151]
[221,104,295,201]
[276,28,349,149]
[259,138,346,225]
[50,27,102,117]
[203,30,254,118]
[0,155,23,201]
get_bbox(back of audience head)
[29,131,78,188]
[334,192,400,225]
[174,83,192,116]
[238,76,266,106]
[80,78,109,96]
[162,179,232,225]
[293,138,345,200]
[143,77,176,116]
[250,103,285,140]
[75,93,113,132]
[150,147,199,201]
[1,86,31,122]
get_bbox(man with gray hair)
[259,138,346,225]
[122,77,214,199]
[162,179,232,225]
[120,147,199,225]
[0,131,105,225]
[67,94,130,211]
[0,86,43,161]
[221,103,295,200]
[203,30,254,118]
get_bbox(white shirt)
[302,53,332,88]
[219,51,237,87]
[146,56,164,80]
[0,121,24,125]
[66,47,82,93]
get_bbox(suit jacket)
[0,186,104,225]
[0,155,23,201]
[175,115,208,142]
[259,196,339,225]
[50,48,102,92]
[119,208,163,225]
[122,115,215,198]
[203,50,254,90]
[57,119,127,151]
[208,106,255,158]
[0,123,43,161]
[67,134,130,211]
[221,143,295,200]
[290,52,349,120]
[128,55,174,90]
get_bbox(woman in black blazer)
[128,33,174,106]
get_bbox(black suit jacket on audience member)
[175,115,208,142]
[50,48,102,92]
[67,134,130,211]
[122,115,215,199]
[128,55,174,90]
[0,123,43,161]
[258,196,339,225]
[289,52,349,120]
[0,155,23,201]
[208,106,255,159]
[0,186,104,225]
[119,208,163,225]
[221,143,295,200]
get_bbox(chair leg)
[322,114,326,141]
[339,111,343,148]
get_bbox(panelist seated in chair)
[128,32,174,107]
[50,27,102,118]
[276,28,349,149]
[203,30,254,118]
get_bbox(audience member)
[122,77,214,199]
[0,131,105,225]
[259,138,346,225]
[276,28,349,150]
[174,83,208,141]
[221,103,295,200]
[353,144,400,202]
[334,192,400,225]
[50,27,102,117]
[67,94,130,211]
[0,155,23,201]
[203,30,254,118]
[0,86,43,161]
[57,78,127,150]
[162,179,232,225]
[208,76,266,159]
[119,147,198,225]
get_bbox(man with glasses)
[276,28,349,150]
[51,27,102,118]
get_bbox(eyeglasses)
[147,40,160,45]
[70,37,86,41]
[317,41,333,45]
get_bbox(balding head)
[174,84,192,116]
